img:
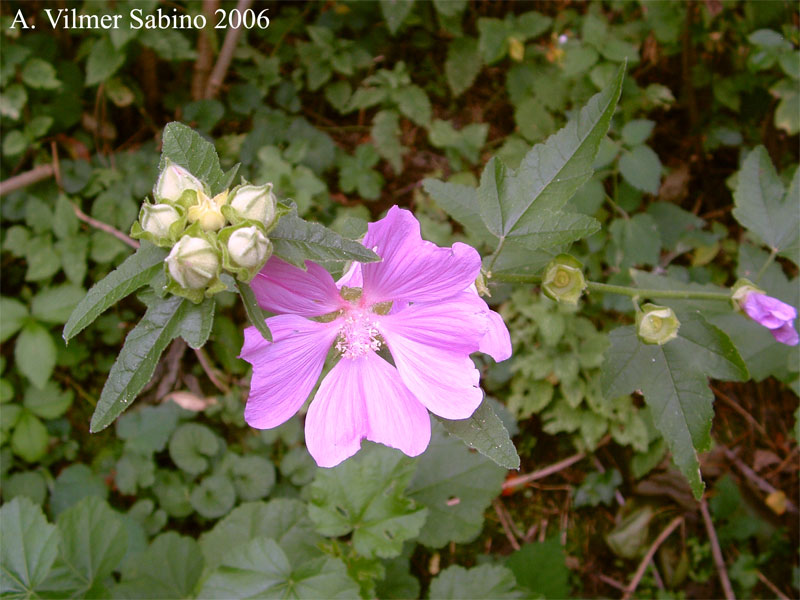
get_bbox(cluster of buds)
[131,161,279,302]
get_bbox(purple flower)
[240,206,511,467]
[742,292,799,346]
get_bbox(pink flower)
[240,206,511,467]
[742,292,799,346]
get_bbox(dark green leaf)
[381,0,415,35]
[619,145,662,195]
[50,464,108,518]
[15,323,57,389]
[85,38,125,86]
[603,313,748,498]
[237,282,272,342]
[90,295,187,432]
[422,179,494,244]
[159,122,227,195]
[446,37,482,97]
[437,399,519,469]
[271,213,380,268]
[190,475,236,519]
[0,297,28,343]
[63,241,167,342]
[177,297,215,349]
[428,564,522,599]
[507,538,570,599]
[169,423,219,475]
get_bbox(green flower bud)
[227,226,271,269]
[166,235,219,289]
[188,190,228,232]
[636,304,680,345]
[155,160,204,203]
[730,278,764,311]
[542,254,586,304]
[140,203,180,238]
[228,183,277,228]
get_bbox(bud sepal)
[730,278,764,311]
[131,202,187,247]
[636,303,680,345]
[542,254,587,305]
[164,224,225,303]
[154,159,205,204]
[218,222,273,283]
[223,182,278,230]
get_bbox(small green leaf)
[309,443,428,559]
[437,399,519,469]
[0,297,28,343]
[11,410,49,463]
[371,110,407,174]
[271,212,380,268]
[21,58,60,90]
[381,0,415,35]
[603,313,748,498]
[116,403,182,455]
[237,281,272,342]
[428,564,522,599]
[23,381,73,420]
[393,84,431,128]
[169,423,219,475]
[0,497,60,598]
[190,475,236,519]
[446,37,482,97]
[621,119,656,146]
[50,464,109,518]
[160,122,228,195]
[15,323,57,389]
[90,295,187,432]
[507,538,570,598]
[177,297,215,349]
[63,241,167,342]
[619,145,662,195]
[31,284,86,325]
[408,423,506,548]
[86,37,126,86]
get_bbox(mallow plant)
[64,65,798,499]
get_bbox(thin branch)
[72,203,139,249]
[192,0,220,100]
[700,499,735,600]
[204,0,254,99]
[492,498,521,551]
[756,569,790,600]
[621,516,683,600]
[723,447,798,514]
[0,164,55,196]
[713,386,770,442]
[194,348,230,393]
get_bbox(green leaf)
[0,497,60,598]
[25,237,61,281]
[507,538,570,599]
[437,399,519,468]
[114,532,203,600]
[421,179,494,244]
[393,85,431,128]
[169,423,219,475]
[21,58,60,90]
[200,499,324,573]
[237,281,272,342]
[224,455,276,502]
[733,146,799,265]
[608,213,662,269]
[3,471,47,506]
[116,402,182,455]
[271,212,380,268]
[371,109,407,174]
[476,64,624,248]
[408,423,506,548]
[90,295,187,432]
[160,121,227,195]
[177,297,215,349]
[31,284,86,325]
[63,241,167,342]
[381,0,415,35]
[309,443,428,559]
[15,323,57,389]
[43,497,127,598]
[619,145,662,195]
[621,119,656,146]
[86,37,126,86]
[603,313,748,498]
[428,564,522,599]
[23,381,73,420]
[56,236,89,284]
[0,297,28,343]
[11,410,49,463]
[198,538,359,600]
[50,464,109,518]
[446,37,482,97]
[190,475,236,519]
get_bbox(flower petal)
[480,308,513,362]
[771,322,799,346]
[250,257,345,317]
[380,328,483,420]
[305,352,432,468]
[361,207,481,304]
[336,261,363,289]
[241,315,339,429]
[378,292,488,354]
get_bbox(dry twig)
[723,447,798,514]
[700,499,736,600]
[205,0,253,99]
[71,203,139,249]
[492,498,521,551]
[621,516,683,600]
[192,0,220,100]
[0,164,55,196]
[194,348,230,394]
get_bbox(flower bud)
[731,279,798,346]
[139,203,180,239]
[636,304,680,345]
[155,161,203,203]
[542,254,586,305]
[188,190,228,232]
[730,278,764,308]
[166,236,219,289]
[228,183,277,227]
[227,226,271,269]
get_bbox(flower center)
[335,310,381,359]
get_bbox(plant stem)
[754,248,778,283]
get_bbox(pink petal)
[305,352,431,467]
[771,322,799,346]
[336,261,363,289]
[250,257,345,317]
[378,292,488,354]
[480,309,512,362]
[241,315,339,429]
[380,328,483,420]
[361,207,481,304]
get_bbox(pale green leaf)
[507,538,570,599]
[86,38,125,86]
[15,323,56,389]
[177,297,215,349]
[0,297,28,343]
[619,145,662,194]
[23,381,73,420]
[50,464,108,518]
[10,411,49,463]
[169,423,219,475]
[31,284,85,325]
[371,110,407,174]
